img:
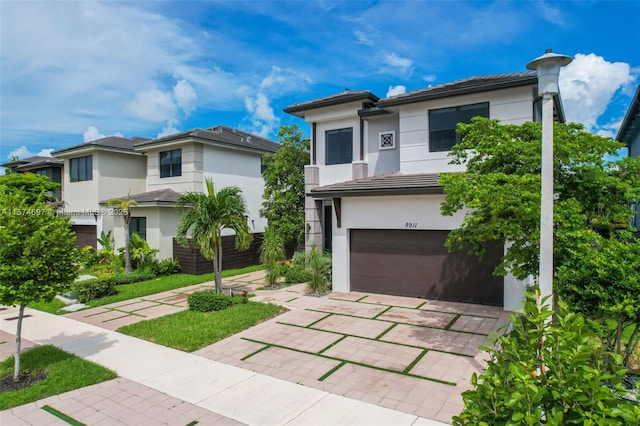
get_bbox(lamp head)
[526,49,572,96]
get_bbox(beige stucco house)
[285,72,566,310]
[52,126,279,267]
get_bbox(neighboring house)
[1,155,64,200]
[285,72,566,310]
[616,84,640,233]
[52,126,279,270]
[52,136,149,248]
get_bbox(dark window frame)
[129,217,147,241]
[160,149,182,178]
[325,127,353,165]
[428,102,489,152]
[70,155,93,182]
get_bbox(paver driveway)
[195,284,511,424]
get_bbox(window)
[325,128,353,165]
[260,156,268,174]
[160,149,182,178]
[129,217,146,240]
[429,102,489,152]
[70,155,93,182]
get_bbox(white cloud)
[384,52,413,73]
[423,74,437,83]
[354,30,374,46]
[560,53,636,132]
[128,89,178,123]
[157,122,181,138]
[7,145,55,160]
[173,80,197,115]
[537,1,566,26]
[242,67,311,137]
[386,85,407,97]
[83,126,123,142]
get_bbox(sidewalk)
[1,305,447,425]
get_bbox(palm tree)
[259,226,286,288]
[176,178,252,293]
[107,191,137,273]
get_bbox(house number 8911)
[405,222,418,229]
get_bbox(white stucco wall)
[398,86,535,174]
[145,142,203,193]
[203,145,268,234]
[363,115,401,176]
[330,194,524,310]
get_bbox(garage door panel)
[350,229,503,306]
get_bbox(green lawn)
[29,265,265,314]
[0,345,116,410]
[117,302,285,352]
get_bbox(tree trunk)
[13,304,26,381]
[124,222,131,273]
[213,234,222,293]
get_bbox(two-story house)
[285,72,566,310]
[52,126,279,271]
[2,155,64,201]
[616,84,640,234]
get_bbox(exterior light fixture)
[526,49,572,310]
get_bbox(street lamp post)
[526,49,572,310]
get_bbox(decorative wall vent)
[379,131,396,150]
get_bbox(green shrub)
[72,277,117,303]
[188,291,234,312]
[305,245,331,294]
[154,258,181,276]
[453,292,640,425]
[284,266,312,284]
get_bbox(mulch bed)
[0,370,48,392]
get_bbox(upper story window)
[429,102,489,152]
[326,127,353,165]
[130,217,146,240]
[160,149,182,178]
[70,155,93,182]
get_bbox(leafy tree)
[454,292,640,425]
[556,229,640,367]
[260,124,310,248]
[0,189,80,381]
[259,226,286,287]
[107,191,137,273]
[176,178,252,293]
[440,118,640,281]
[0,173,60,205]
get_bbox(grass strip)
[117,302,286,352]
[374,323,397,340]
[241,337,456,386]
[372,305,393,319]
[444,314,461,330]
[41,405,85,426]
[305,312,333,328]
[318,335,348,354]
[318,361,346,381]
[0,346,117,410]
[415,301,427,309]
[241,344,272,361]
[185,421,198,426]
[285,297,298,303]
[29,265,265,314]
[402,349,428,375]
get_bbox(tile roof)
[308,173,443,197]
[52,136,143,156]
[134,125,280,153]
[376,72,537,107]
[284,90,379,116]
[99,189,181,205]
[2,155,63,169]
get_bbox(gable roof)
[308,173,443,198]
[52,136,148,157]
[284,90,379,117]
[134,125,280,153]
[2,155,63,170]
[99,189,180,206]
[376,72,537,107]
[616,85,640,146]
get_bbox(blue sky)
[1,0,638,166]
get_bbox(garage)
[71,225,97,249]
[350,229,504,306]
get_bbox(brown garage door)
[350,229,503,306]
[71,225,97,249]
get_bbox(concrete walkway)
[1,305,446,426]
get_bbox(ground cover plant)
[117,301,285,352]
[29,265,264,314]
[0,345,116,410]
